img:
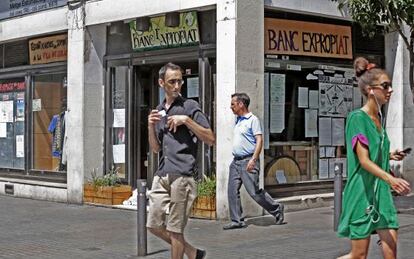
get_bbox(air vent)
[5,184,14,195]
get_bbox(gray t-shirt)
[155,96,211,176]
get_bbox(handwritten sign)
[130,12,199,51]
[29,34,68,65]
[265,18,352,59]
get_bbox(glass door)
[107,65,129,181]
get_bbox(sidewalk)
[1,195,414,259]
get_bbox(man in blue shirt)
[223,93,284,230]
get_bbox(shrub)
[89,166,121,187]
[197,174,216,197]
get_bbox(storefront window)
[264,61,356,186]
[0,79,26,169]
[32,73,67,172]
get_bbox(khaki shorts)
[146,174,197,233]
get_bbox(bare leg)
[148,227,197,259]
[349,237,370,259]
[377,229,398,259]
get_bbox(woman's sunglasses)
[370,81,392,90]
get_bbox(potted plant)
[191,174,216,219]
[83,166,132,205]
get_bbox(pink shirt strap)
[351,133,369,150]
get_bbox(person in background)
[337,57,411,259]
[147,63,215,259]
[223,93,284,230]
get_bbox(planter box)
[191,196,216,219]
[84,184,132,205]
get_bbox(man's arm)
[148,109,161,153]
[246,134,263,172]
[166,115,215,146]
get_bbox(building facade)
[0,0,413,220]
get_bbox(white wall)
[85,0,216,26]
[216,0,265,220]
[264,0,347,19]
[0,7,67,42]
[66,4,85,204]
[385,27,414,187]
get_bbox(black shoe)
[223,221,247,230]
[275,204,285,225]
[196,249,206,259]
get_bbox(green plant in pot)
[192,174,216,219]
[83,166,132,205]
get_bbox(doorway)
[106,58,214,188]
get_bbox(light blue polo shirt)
[232,112,263,157]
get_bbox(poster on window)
[113,144,125,164]
[270,73,285,133]
[0,122,6,138]
[16,98,24,121]
[186,77,199,98]
[16,135,24,158]
[0,101,13,123]
[113,109,125,128]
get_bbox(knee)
[169,231,184,241]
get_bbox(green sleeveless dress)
[337,109,398,239]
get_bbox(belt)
[233,154,253,161]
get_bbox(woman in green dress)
[337,57,411,259]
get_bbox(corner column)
[66,4,86,204]
[216,0,264,220]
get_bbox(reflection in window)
[32,73,67,172]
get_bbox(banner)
[265,18,352,59]
[29,34,68,65]
[130,11,200,51]
[0,0,67,21]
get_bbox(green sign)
[130,12,200,51]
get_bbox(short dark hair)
[159,62,182,80]
[231,93,250,108]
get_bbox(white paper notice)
[113,144,125,164]
[332,118,345,146]
[353,87,362,109]
[0,101,14,123]
[328,158,347,178]
[270,74,286,133]
[186,77,199,98]
[325,146,336,158]
[264,73,270,149]
[319,147,326,158]
[32,99,42,112]
[305,109,318,137]
[319,159,329,179]
[309,90,319,109]
[276,170,287,184]
[298,87,309,108]
[16,135,24,158]
[0,123,6,138]
[113,109,125,128]
[319,117,332,146]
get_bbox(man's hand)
[246,158,257,173]
[148,109,162,127]
[167,115,188,133]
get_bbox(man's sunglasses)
[370,81,392,90]
[167,79,184,85]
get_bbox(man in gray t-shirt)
[223,93,284,230]
[147,63,215,259]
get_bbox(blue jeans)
[228,158,282,223]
